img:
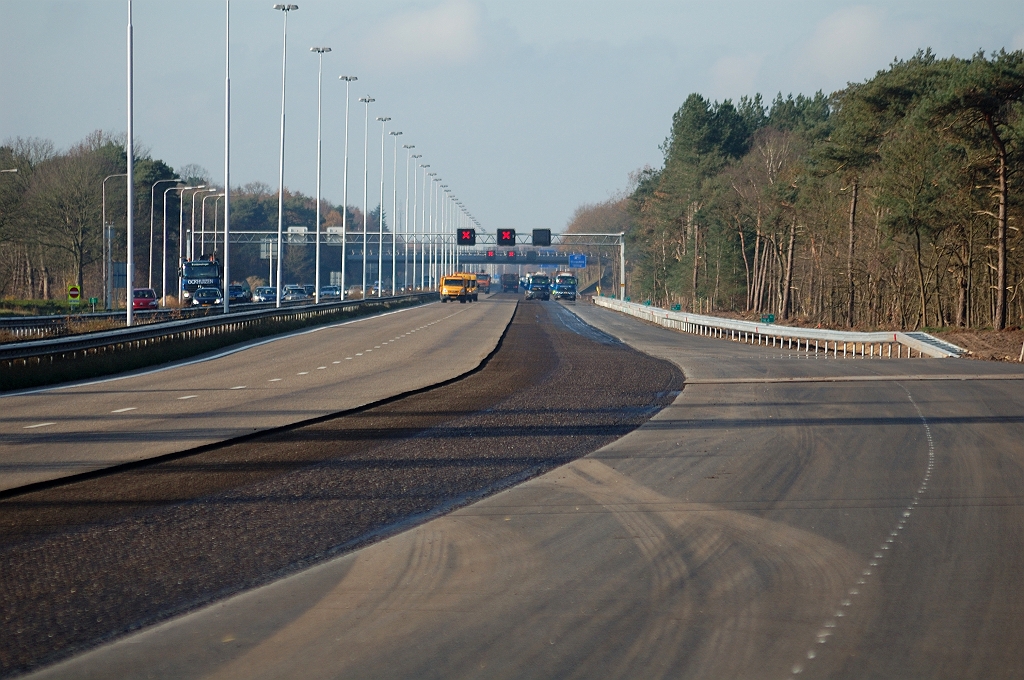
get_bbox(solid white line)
[111,407,137,413]
[685,374,1024,385]
[23,422,56,429]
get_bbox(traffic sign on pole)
[67,284,81,307]
[568,254,586,268]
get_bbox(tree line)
[613,49,1024,330]
[0,133,383,302]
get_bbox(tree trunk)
[847,178,858,327]
[738,225,751,311]
[986,114,1008,330]
[913,226,928,329]
[782,218,796,320]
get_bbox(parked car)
[227,284,251,303]
[319,285,341,299]
[191,287,223,306]
[132,288,158,311]
[252,286,276,302]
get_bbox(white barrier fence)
[593,298,965,359]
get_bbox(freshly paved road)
[0,298,515,492]
[15,299,1024,679]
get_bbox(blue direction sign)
[568,254,586,269]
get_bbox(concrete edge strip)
[684,374,1024,385]
[0,301,518,501]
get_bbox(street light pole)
[376,116,390,296]
[223,0,232,313]
[359,96,374,297]
[191,187,216,261]
[273,3,298,308]
[339,75,356,298]
[150,178,182,289]
[310,46,331,303]
[176,185,205,303]
[102,173,127,310]
[126,0,135,326]
[389,130,402,295]
[417,163,428,288]
[201,192,222,256]
[403,146,415,292]
[161,183,183,304]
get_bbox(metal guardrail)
[0,293,437,364]
[0,300,319,340]
[594,298,965,359]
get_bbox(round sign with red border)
[67,285,81,301]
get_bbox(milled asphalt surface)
[23,299,1024,680]
[0,296,682,678]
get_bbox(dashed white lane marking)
[791,387,936,677]
[111,407,137,413]
[230,386,246,390]
[317,366,327,370]
[269,378,282,382]
[345,357,353,360]
[23,422,56,429]
[333,361,341,364]
[354,353,363,357]
[177,395,197,400]
[297,372,309,375]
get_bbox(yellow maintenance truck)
[439,272,478,303]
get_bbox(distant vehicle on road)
[302,284,315,297]
[252,286,275,303]
[501,273,519,292]
[439,273,476,303]
[347,285,364,299]
[191,287,223,306]
[551,272,577,301]
[227,284,251,303]
[476,273,491,294]
[132,288,158,311]
[523,273,550,301]
[282,285,309,302]
[179,259,222,304]
[319,285,341,299]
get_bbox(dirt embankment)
[934,328,1024,363]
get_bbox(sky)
[2,0,1023,232]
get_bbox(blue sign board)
[568,254,587,269]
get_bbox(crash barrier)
[1,293,438,390]
[594,298,964,359]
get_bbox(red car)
[132,288,158,310]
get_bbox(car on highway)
[319,285,341,299]
[347,285,364,299]
[191,287,223,306]
[227,284,251,304]
[252,286,276,303]
[302,284,315,297]
[282,285,309,302]
[132,288,158,311]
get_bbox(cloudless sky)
[2,1,1022,231]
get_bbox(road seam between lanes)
[789,386,935,677]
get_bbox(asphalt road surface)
[0,298,515,491]
[0,297,682,678]
[22,298,1024,680]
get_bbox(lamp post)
[389,130,402,295]
[417,163,428,288]
[359,95,374,297]
[126,0,136,326]
[190,187,217,261]
[310,46,331,303]
[149,178,182,290]
[376,116,390,296]
[102,173,127,310]
[201,192,222,257]
[339,76,356,298]
[177,185,206,303]
[403,145,415,291]
[273,3,298,308]
[223,0,232,313]
[161,183,183,304]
